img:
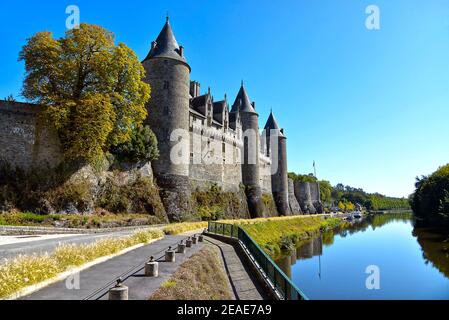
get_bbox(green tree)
[319,180,333,204]
[411,164,449,223]
[111,125,159,163]
[19,23,150,163]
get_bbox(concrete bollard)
[177,241,186,254]
[186,237,193,248]
[198,235,204,243]
[165,247,176,262]
[145,257,159,277]
[192,236,198,245]
[109,279,129,300]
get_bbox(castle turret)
[142,17,192,222]
[230,83,265,217]
[264,111,291,216]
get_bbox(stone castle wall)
[0,101,62,170]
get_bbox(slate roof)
[144,18,188,65]
[264,111,285,137]
[230,84,257,114]
[213,100,227,123]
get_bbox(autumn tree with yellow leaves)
[19,23,151,164]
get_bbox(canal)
[277,214,449,300]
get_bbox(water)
[277,214,449,300]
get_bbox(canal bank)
[276,213,449,300]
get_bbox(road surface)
[0,227,163,261]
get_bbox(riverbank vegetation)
[411,164,449,226]
[0,229,163,299]
[288,173,410,211]
[223,215,342,258]
[149,245,233,300]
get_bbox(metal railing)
[207,221,308,300]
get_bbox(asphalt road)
[0,228,161,261]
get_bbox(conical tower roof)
[230,83,257,114]
[144,17,188,65]
[264,110,285,137]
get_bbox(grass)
[0,211,162,228]
[0,229,164,299]
[220,215,342,258]
[163,221,208,235]
[150,245,233,300]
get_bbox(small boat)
[353,212,363,219]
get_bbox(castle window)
[163,81,170,90]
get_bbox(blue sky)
[1,0,448,197]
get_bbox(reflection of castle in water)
[278,236,323,278]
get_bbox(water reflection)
[276,213,449,300]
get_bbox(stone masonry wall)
[0,101,62,170]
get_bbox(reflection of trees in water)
[277,212,449,281]
[413,228,449,278]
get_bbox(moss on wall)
[192,184,251,221]
[262,193,279,217]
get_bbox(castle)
[0,18,323,221]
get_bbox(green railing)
[207,222,308,300]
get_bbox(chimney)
[190,81,201,98]
[179,45,184,57]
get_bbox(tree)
[411,164,449,224]
[319,180,333,204]
[19,23,151,163]
[338,201,346,212]
[111,125,159,163]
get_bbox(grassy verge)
[0,211,162,229]
[222,216,342,258]
[163,221,208,235]
[0,229,164,299]
[149,245,233,300]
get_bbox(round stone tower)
[230,84,265,218]
[264,111,291,216]
[142,18,192,222]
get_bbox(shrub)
[111,125,159,163]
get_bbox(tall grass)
[0,229,163,299]
[221,215,342,258]
[163,222,208,235]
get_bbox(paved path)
[21,231,204,300]
[205,237,267,300]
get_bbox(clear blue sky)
[1,0,448,198]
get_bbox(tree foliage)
[289,172,410,211]
[19,23,151,163]
[411,164,449,223]
[111,125,159,163]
